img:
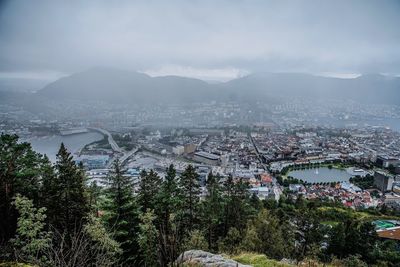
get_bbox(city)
[1,1,400,266]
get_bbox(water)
[23,132,103,162]
[314,117,400,132]
[287,167,353,183]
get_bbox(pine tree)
[138,169,162,212]
[47,143,89,236]
[87,180,102,217]
[201,172,224,252]
[102,159,140,266]
[222,176,252,236]
[154,164,182,266]
[0,134,52,245]
[179,165,200,234]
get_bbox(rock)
[176,250,252,267]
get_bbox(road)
[89,127,122,153]
[248,133,267,170]
[89,127,138,168]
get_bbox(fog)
[0,0,399,82]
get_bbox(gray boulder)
[176,250,252,267]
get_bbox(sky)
[0,0,399,82]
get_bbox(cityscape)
[1,1,400,266]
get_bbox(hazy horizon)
[1,0,399,85]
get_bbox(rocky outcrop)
[176,250,251,267]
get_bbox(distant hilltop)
[37,67,400,105]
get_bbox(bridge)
[89,127,122,153]
[88,127,139,168]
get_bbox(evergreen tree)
[138,210,158,267]
[0,134,52,245]
[46,143,89,236]
[328,219,378,262]
[222,176,252,236]
[87,181,102,217]
[154,164,182,266]
[102,159,140,266]
[201,172,224,252]
[219,227,241,254]
[138,169,162,212]
[179,165,200,233]
[294,208,324,261]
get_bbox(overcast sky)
[0,0,399,82]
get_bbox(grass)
[232,253,348,267]
[317,206,400,225]
[232,253,292,267]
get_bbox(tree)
[138,169,162,212]
[179,165,200,233]
[102,159,140,266]
[43,216,121,267]
[219,227,241,255]
[154,164,183,266]
[11,194,51,265]
[201,173,224,252]
[87,180,102,216]
[138,210,158,267]
[327,219,378,262]
[222,176,252,236]
[0,134,52,245]
[46,143,89,236]
[294,208,324,261]
[241,209,292,259]
[83,214,121,265]
[182,230,208,251]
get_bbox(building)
[340,181,362,193]
[377,228,400,241]
[289,184,306,193]
[374,170,394,192]
[184,143,197,154]
[249,187,270,200]
[172,145,185,155]
[376,155,400,168]
[383,193,400,210]
[76,155,110,169]
[193,151,220,165]
[374,220,400,241]
[196,166,211,186]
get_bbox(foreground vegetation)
[232,253,292,267]
[1,133,400,266]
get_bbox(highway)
[89,127,138,168]
[106,146,139,168]
[89,127,122,153]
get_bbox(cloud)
[142,65,249,81]
[0,0,399,76]
[0,70,67,81]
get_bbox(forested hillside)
[1,134,400,266]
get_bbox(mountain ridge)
[37,68,400,105]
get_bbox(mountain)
[37,68,400,105]
[222,72,400,104]
[38,67,215,104]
